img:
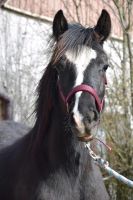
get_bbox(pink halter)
[58,83,105,112]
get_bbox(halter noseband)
[58,82,106,112]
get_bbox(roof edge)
[3,3,53,24]
[2,3,123,41]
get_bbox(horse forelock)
[51,25,94,64]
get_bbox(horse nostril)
[93,110,99,121]
[71,112,82,127]
[70,112,76,125]
[71,112,85,134]
[85,109,99,124]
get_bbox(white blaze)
[65,46,96,133]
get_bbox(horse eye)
[103,65,109,71]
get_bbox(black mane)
[33,65,58,150]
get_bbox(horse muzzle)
[71,109,100,141]
[58,82,105,141]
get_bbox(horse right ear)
[53,10,68,40]
[94,9,111,43]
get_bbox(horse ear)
[53,10,68,40]
[94,9,111,43]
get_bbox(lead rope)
[85,143,133,188]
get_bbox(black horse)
[0,9,111,200]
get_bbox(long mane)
[32,63,58,150]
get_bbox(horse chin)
[70,125,91,142]
[71,121,99,142]
[77,127,97,142]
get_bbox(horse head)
[52,9,111,141]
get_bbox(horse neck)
[32,64,78,169]
[45,107,77,168]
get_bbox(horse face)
[53,10,111,139]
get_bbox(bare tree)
[100,1,133,199]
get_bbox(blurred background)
[0,0,133,199]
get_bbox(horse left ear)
[94,9,111,43]
[53,10,68,40]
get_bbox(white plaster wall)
[0,8,52,125]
